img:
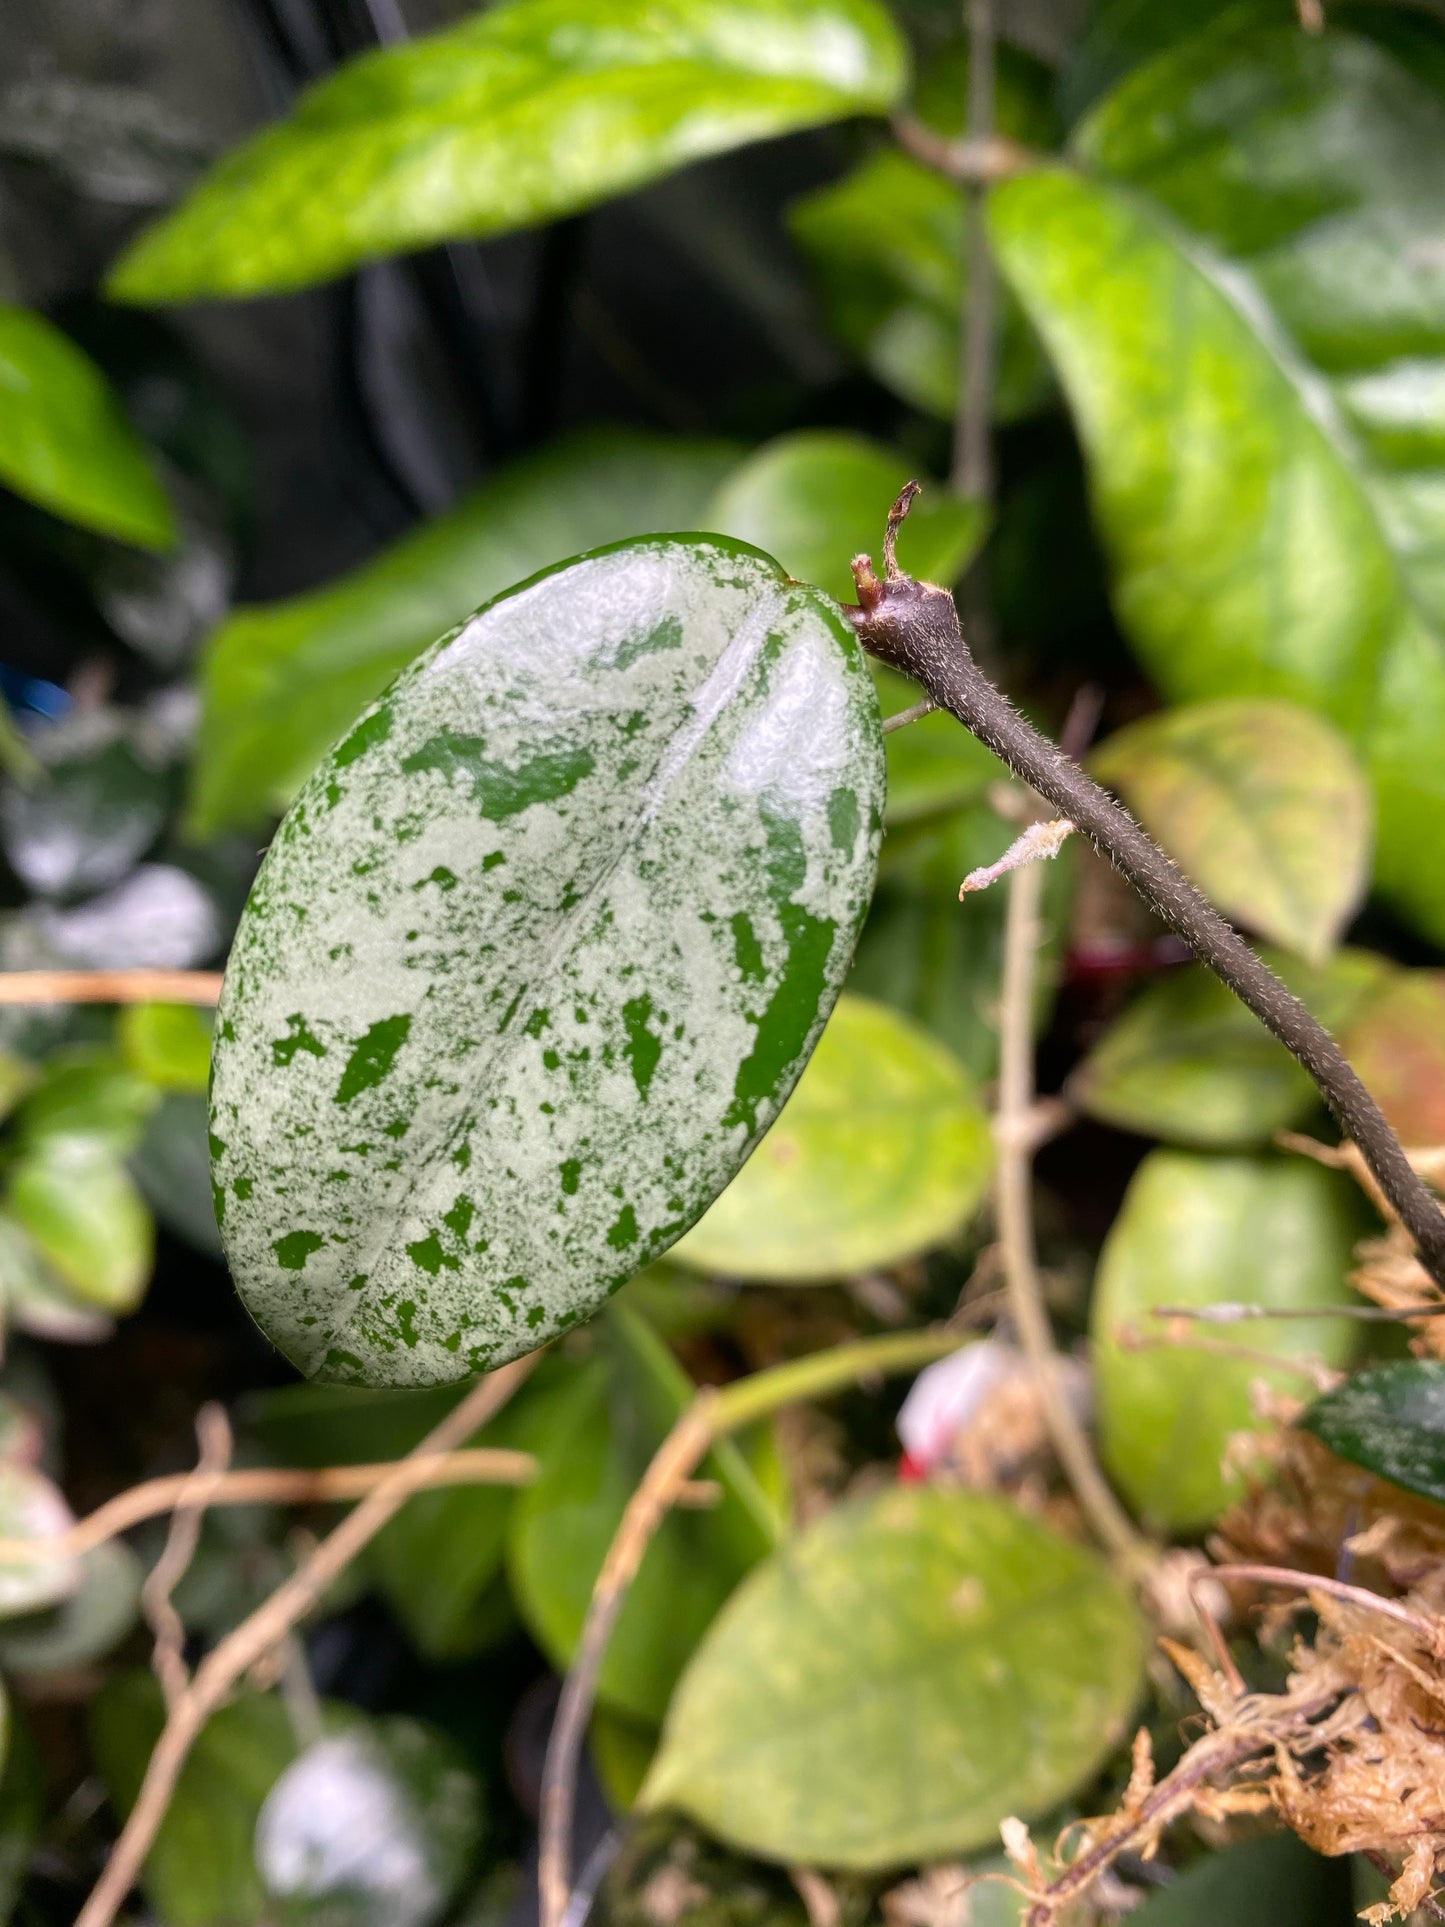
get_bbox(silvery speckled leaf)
[210,537,884,1386]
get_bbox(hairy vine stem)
[848,485,1445,1292]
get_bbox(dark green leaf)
[1127,1834,1349,1927]
[705,432,985,604]
[672,993,992,1279]
[255,1716,484,1927]
[788,42,1054,422]
[130,1092,225,1260]
[1093,1151,1365,1531]
[991,19,1445,942]
[189,429,739,837]
[1092,700,1372,963]
[210,536,883,1386]
[0,305,173,549]
[507,1305,778,1722]
[109,0,907,303]
[1069,950,1390,1149]
[1302,1360,1445,1506]
[91,1676,300,1926]
[641,1485,1146,1868]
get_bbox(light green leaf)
[1069,949,1390,1149]
[0,1211,114,1344]
[0,305,173,548]
[210,536,883,1386]
[641,1485,1146,1868]
[705,432,985,604]
[13,1048,159,1155]
[990,18,1445,942]
[507,1306,778,1722]
[189,428,739,837]
[1091,700,1371,962]
[5,1136,153,1313]
[672,993,992,1280]
[109,0,907,303]
[118,1001,213,1093]
[788,41,1054,422]
[256,1717,484,1927]
[1092,1151,1364,1532]
[91,1676,301,1926]
[1339,971,1445,1148]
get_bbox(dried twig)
[881,695,936,734]
[75,1355,538,1927]
[141,1403,232,1712]
[0,970,225,1005]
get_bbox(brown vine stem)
[0,970,224,1005]
[0,1446,547,1566]
[847,485,1445,1293]
[74,1353,538,1927]
[995,819,1154,1578]
[536,1325,976,1927]
[141,1402,233,1712]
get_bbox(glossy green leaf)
[0,305,173,549]
[508,1306,778,1721]
[641,1485,1146,1868]
[210,536,884,1387]
[12,1049,159,1155]
[1301,1360,1445,1506]
[91,1676,301,1926]
[874,669,1006,829]
[1339,971,1445,1147]
[1127,1833,1348,1927]
[1093,1151,1364,1531]
[1092,700,1371,963]
[4,1136,153,1313]
[118,1001,213,1093]
[705,433,985,604]
[256,1716,483,1927]
[788,42,1054,422]
[1069,949,1389,1149]
[109,0,907,303]
[190,428,739,837]
[991,19,1445,942]
[0,1211,114,1344]
[672,993,992,1279]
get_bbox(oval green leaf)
[641,1484,1146,1868]
[190,428,740,838]
[670,994,992,1280]
[1301,1360,1445,1507]
[1069,949,1390,1149]
[4,1137,153,1314]
[1091,699,1372,964]
[0,306,174,549]
[108,0,907,303]
[990,19,1445,944]
[210,536,884,1386]
[1093,1150,1364,1532]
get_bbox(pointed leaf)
[991,19,1445,941]
[109,0,907,302]
[641,1485,1146,1868]
[1092,1151,1364,1531]
[190,429,739,836]
[0,306,173,548]
[1301,1360,1445,1507]
[671,993,992,1280]
[210,536,884,1386]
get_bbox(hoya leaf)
[1091,700,1371,963]
[0,306,173,549]
[109,0,907,303]
[118,1001,213,1093]
[641,1485,1146,1868]
[210,536,884,1386]
[189,429,739,837]
[672,995,991,1280]
[0,1541,141,1676]
[0,707,172,900]
[1127,1833,1348,1927]
[705,432,986,604]
[990,18,1445,943]
[507,1306,778,1721]
[1301,1360,1445,1507]
[1092,1151,1364,1532]
[256,1717,483,1927]
[131,1094,225,1261]
[1339,972,1445,1147]
[12,1048,159,1155]
[788,41,1055,423]
[1069,949,1390,1150]
[4,1136,153,1314]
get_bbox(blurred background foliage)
[3,0,1445,1922]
